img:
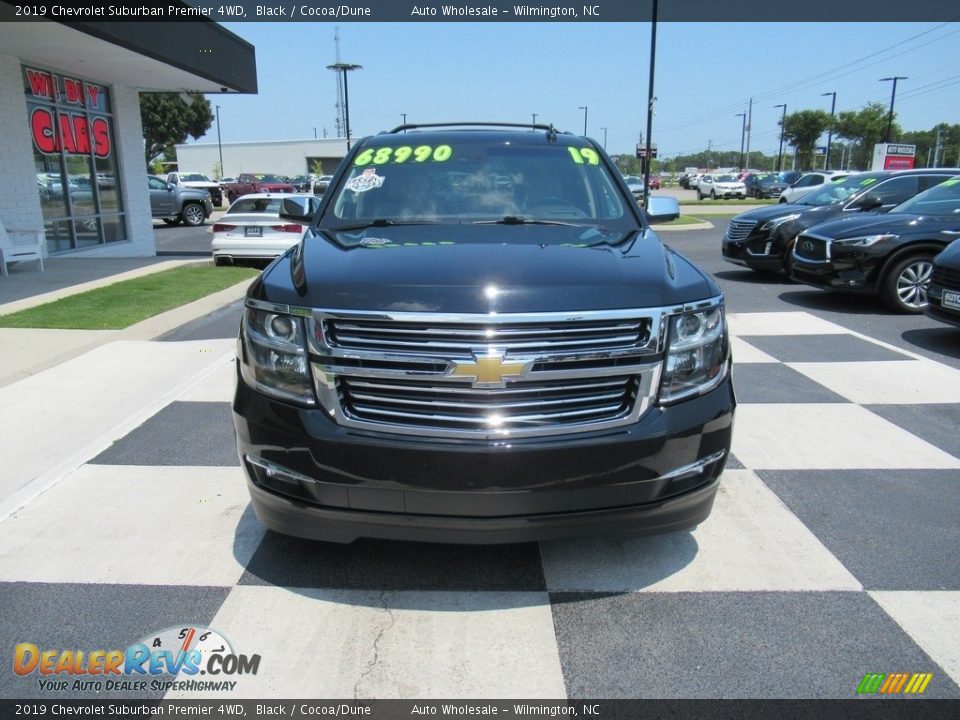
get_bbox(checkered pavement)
[1,311,958,700]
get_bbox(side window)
[795,175,813,187]
[810,176,824,186]
[148,177,167,190]
[703,175,712,182]
[872,176,920,204]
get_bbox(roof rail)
[387,121,569,134]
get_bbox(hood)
[259,182,294,189]
[802,212,960,241]
[181,180,219,187]
[251,224,715,313]
[936,237,960,265]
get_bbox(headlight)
[660,303,729,404]
[239,306,315,405]
[833,233,896,248]
[760,213,801,231]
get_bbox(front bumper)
[234,366,735,544]
[722,234,784,271]
[925,282,960,327]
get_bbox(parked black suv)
[927,238,960,327]
[722,169,958,273]
[791,176,960,313]
[232,123,735,544]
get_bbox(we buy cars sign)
[872,142,916,171]
[25,67,111,158]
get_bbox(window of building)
[23,65,126,253]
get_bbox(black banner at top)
[2,0,960,22]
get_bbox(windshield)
[715,174,736,182]
[796,173,884,207]
[759,174,779,185]
[255,174,286,183]
[623,176,643,185]
[327,137,631,232]
[181,173,210,182]
[892,177,960,215]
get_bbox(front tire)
[779,197,787,203]
[697,190,704,200]
[882,254,934,313]
[181,202,206,227]
[710,190,717,200]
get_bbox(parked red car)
[648,176,661,190]
[228,173,295,202]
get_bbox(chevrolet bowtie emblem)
[449,353,528,387]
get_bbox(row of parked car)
[720,167,960,327]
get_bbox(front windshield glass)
[182,173,210,182]
[328,137,630,230]
[796,173,883,207]
[715,174,736,182]
[759,174,778,185]
[893,177,960,215]
[255,174,285,183]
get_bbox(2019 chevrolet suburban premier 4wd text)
[233,123,736,544]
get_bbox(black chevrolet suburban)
[233,123,735,544]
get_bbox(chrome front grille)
[306,307,671,439]
[338,375,638,432]
[324,317,651,355]
[725,218,758,241]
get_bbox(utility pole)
[215,105,223,179]
[642,0,658,209]
[774,103,787,172]
[706,139,712,169]
[744,98,753,170]
[532,112,538,127]
[601,127,608,150]
[327,63,363,150]
[880,76,907,142]
[578,106,588,136]
[735,113,746,170]
[933,125,943,167]
[821,91,836,170]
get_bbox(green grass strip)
[0,265,259,330]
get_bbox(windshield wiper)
[474,215,594,228]
[329,219,437,232]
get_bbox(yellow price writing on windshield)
[354,145,453,166]
[568,147,600,165]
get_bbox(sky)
[204,21,960,160]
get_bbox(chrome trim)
[245,297,313,318]
[791,232,832,264]
[659,450,727,481]
[245,454,318,485]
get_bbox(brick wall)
[0,54,45,236]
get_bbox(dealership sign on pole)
[871,143,916,171]
[636,144,658,159]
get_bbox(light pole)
[215,105,223,179]
[821,91,836,170]
[735,112,746,170]
[601,127,607,150]
[774,103,787,172]
[880,76,907,142]
[327,62,362,150]
[401,113,407,125]
[642,0,658,210]
[532,112,538,128]
[578,106,588,136]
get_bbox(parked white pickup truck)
[166,171,223,207]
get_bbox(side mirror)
[645,196,680,225]
[166,183,175,192]
[855,193,883,212]
[279,197,314,224]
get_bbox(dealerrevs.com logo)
[856,672,933,695]
[13,626,260,693]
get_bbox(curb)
[657,220,714,232]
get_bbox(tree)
[780,110,832,171]
[832,103,900,171]
[139,92,214,167]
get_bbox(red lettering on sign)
[57,113,79,154]
[26,69,54,100]
[64,78,83,105]
[85,84,100,110]
[30,107,112,158]
[31,107,57,153]
[91,117,110,158]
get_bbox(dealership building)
[176,138,349,180]
[0,8,257,258]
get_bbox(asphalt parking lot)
[1,216,957,700]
